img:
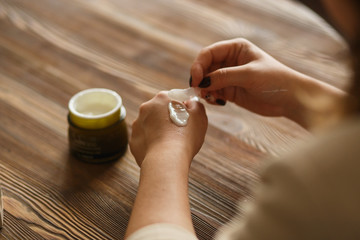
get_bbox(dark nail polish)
[189,76,192,87]
[216,99,226,106]
[199,76,211,88]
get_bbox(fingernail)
[216,99,226,106]
[189,76,192,87]
[205,94,215,103]
[199,76,211,88]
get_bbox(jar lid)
[68,88,122,129]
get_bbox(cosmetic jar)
[68,88,128,163]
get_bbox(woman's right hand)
[130,92,208,168]
[190,38,345,128]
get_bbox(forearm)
[125,146,194,238]
[283,69,347,129]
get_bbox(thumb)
[199,65,251,91]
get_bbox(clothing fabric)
[127,117,360,240]
[126,223,198,240]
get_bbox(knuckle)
[199,47,209,56]
[139,102,147,109]
[235,37,250,45]
[199,47,212,59]
[131,118,138,128]
[235,38,253,53]
[216,68,228,83]
[155,91,170,103]
[157,91,168,98]
[139,102,148,113]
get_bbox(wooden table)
[0,0,349,239]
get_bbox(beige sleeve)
[216,118,360,240]
[126,223,198,240]
[216,160,313,240]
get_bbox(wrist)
[140,141,193,175]
[127,141,194,238]
[283,71,347,129]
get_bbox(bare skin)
[125,92,207,237]
[190,38,346,129]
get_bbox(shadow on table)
[60,152,120,194]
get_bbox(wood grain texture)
[0,0,349,239]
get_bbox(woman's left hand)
[130,91,208,168]
[126,92,207,237]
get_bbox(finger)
[190,63,203,87]
[212,89,227,106]
[199,65,252,91]
[200,90,215,104]
[222,86,237,103]
[204,90,227,106]
[190,38,251,87]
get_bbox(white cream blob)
[168,88,200,102]
[168,101,189,127]
[167,88,200,127]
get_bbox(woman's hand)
[126,92,207,238]
[190,38,345,128]
[130,91,208,168]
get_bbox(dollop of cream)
[168,101,189,127]
[167,88,200,127]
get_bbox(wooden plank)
[0,0,349,239]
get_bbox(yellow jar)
[68,88,128,163]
